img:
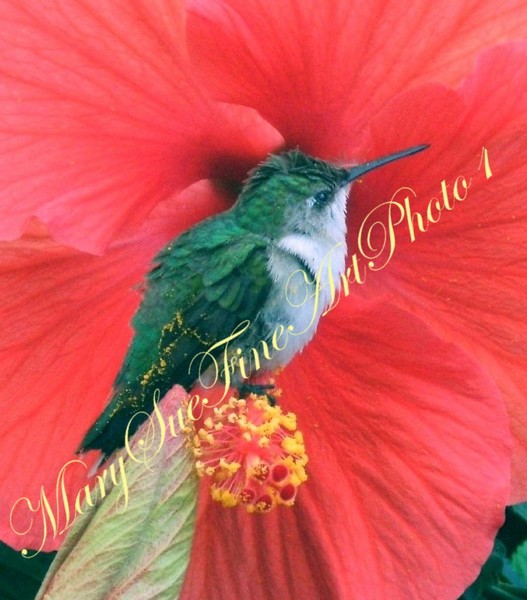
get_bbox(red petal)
[0,1,280,253]
[0,181,231,551]
[186,0,527,156]
[348,43,527,500]
[181,302,511,600]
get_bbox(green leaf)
[512,542,527,584]
[0,542,55,600]
[36,386,198,600]
[512,504,527,527]
[498,505,527,557]
[460,503,527,600]
[460,540,506,599]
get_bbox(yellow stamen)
[186,391,308,513]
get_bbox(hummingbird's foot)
[238,383,277,406]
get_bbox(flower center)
[188,394,308,512]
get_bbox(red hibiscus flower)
[1,1,527,598]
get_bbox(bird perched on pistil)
[80,144,428,459]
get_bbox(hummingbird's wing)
[79,216,272,457]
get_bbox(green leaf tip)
[36,386,198,600]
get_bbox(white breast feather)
[263,186,349,368]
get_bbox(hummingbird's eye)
[313,189,332,207]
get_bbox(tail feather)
[78,387,154,458]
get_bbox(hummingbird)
[79,144,428,459]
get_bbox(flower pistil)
[189,395,308,513]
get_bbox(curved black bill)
[343,144,429,185]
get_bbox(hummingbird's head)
[235,149,348,241]
[234,145,428,241]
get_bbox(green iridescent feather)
[80,213,272,457]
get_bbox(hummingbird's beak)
[342,144,429,185]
